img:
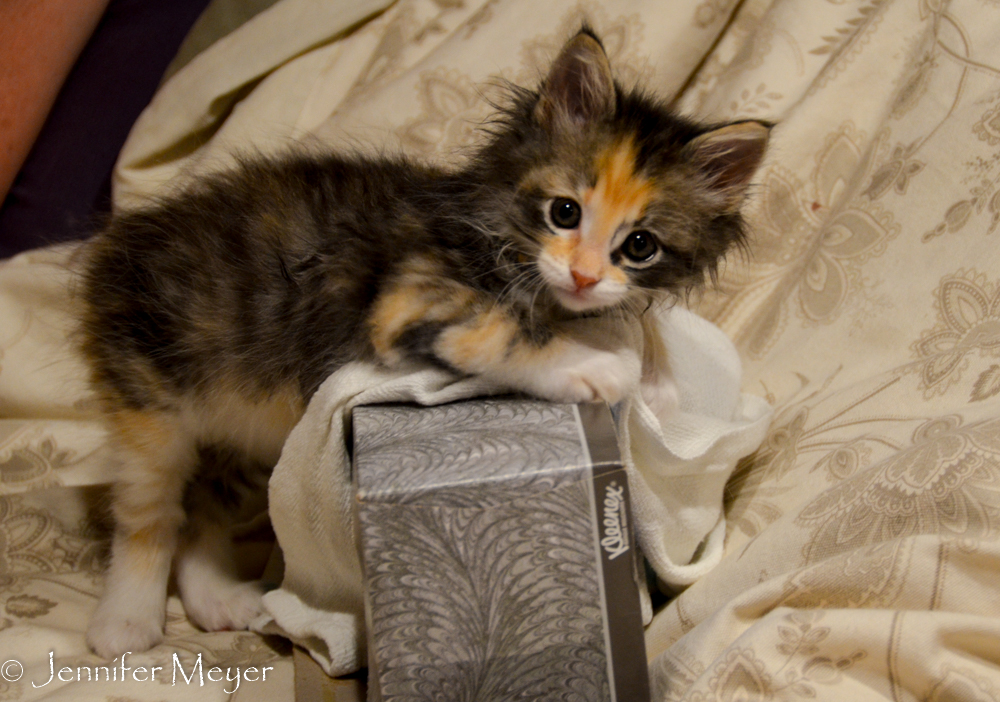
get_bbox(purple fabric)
[0,0,211,259]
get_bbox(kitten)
[80,28,769,658]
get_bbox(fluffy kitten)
[81,29,769,658]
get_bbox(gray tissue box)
[352,398,650,702]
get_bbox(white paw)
[86,604,164,659]
[533,345,640,405]
[182,580,265,632]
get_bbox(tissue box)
[352,398,649,702]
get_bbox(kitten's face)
[481,31,769,315]
[530,136,686,313]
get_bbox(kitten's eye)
[621,231,658,263]
[550,198,581,229]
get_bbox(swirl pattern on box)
[353,399,592,504]
[353,399,610,701]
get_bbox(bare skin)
[0,0,111,202]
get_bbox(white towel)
[255,305,772,676]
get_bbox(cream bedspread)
[2,0,1000,699]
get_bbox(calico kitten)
[81,28,769,658]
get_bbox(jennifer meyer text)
[4,651,274,694]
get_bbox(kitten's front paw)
[183,580,265,632]
[534,345,640,405]
[86,607,163,659]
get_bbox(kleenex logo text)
[600,482,629,560]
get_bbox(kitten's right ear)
[535,30,616,131]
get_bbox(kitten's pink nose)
[571,270,600,290]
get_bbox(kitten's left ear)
[536,31,616,131]
[685,121,771,211]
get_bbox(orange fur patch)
[254,385,305,431]
[543,233,577,261]
[435,308,517,372]
[197,380,305,465]
[586,138,654,248]
[118,524,176,576]
[112,410,176,457]
[604,265,629,284]
[369,257,477,363]
[369,289,435,359]
[439,311,596,380]
[108,410,192,529]
[124,524,171,550]
[505,333,580,370]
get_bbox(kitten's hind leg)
[87,410,197,659]
[175,513,265,633]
